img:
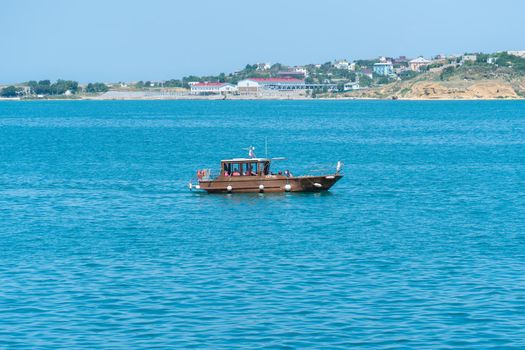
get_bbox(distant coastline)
[3,95,524,101]
[2,50,525,101]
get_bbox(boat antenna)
[265,137,268,158]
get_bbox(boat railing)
[197,168,213,181]
[300,162,344,177]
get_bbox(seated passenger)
[224,171,229,176]
[232,171,241,176]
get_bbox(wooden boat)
[189,148,343,193]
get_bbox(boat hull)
[198,174,342,193]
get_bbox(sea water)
[0,100,524,349]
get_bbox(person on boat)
[284,169,290,177]
[231,164,240,176]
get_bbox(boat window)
[223,163,231,176]
[231,163,241,176]
[251,162,258,175]
[241,162,257,176]
[263,162,270,175]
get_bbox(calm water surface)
[1,100,524,349]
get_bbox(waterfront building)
[237,78,305,93]
[237,78,336,94]
[237,79,261,94]
[409,57,431,71]
[373,61,393,76]
[190,82,237,94]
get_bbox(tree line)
[28,80,78,95]
[0,80,109,97]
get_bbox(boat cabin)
[191,152,343,193]
[221,158,271,177]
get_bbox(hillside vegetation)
[332,53,525,99]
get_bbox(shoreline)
[2,96,524,102]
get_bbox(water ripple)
[0,100,524,349]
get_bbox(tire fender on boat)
[284,184,291,192]
[227,185,233,192]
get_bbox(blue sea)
[1,100,525,349]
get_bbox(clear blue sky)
[1,0,524,83]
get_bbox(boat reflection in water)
[189,147,343,194]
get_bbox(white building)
[237,78,306,94]
[237,79,260,94]
[220,84,237,93]
[462,54,477,63]
[256,63,271,71]
[333,59,351,70]
[344,82,360,91]
[507,50,525,58]
[190,82,237,94]
[409,57,431,71]
[373,61,394,76]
